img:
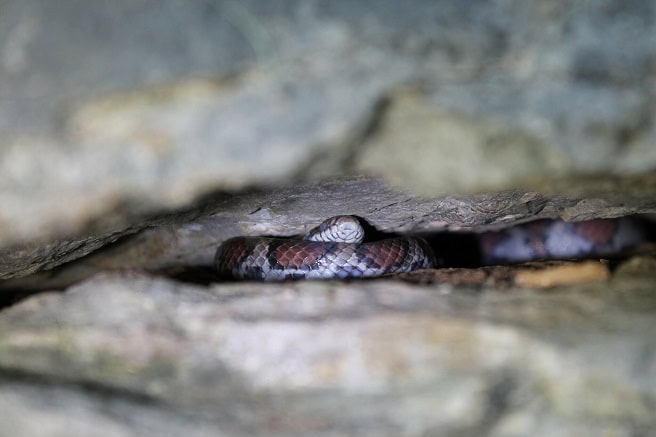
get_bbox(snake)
[478,216,647,264]
[215,215,435,280]
[215,215,649,281]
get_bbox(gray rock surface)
[1,273,655,436]
[2,2,656,436]
[1,0,655,247]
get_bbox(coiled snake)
[215,215,435,280]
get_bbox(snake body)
[215,216,435,280]
[479,217,646,264]
[216,215,648,281]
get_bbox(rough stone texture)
[2,2,656,435]
[1,273,655,436]
[354,90,570,194]
[1,0,655,246]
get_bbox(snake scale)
[215,215,648,281]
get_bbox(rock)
[354,90,569,194]
[513,261,610,289]
[1,1,656,435]
[615,254,656,280]
[1,0,655,248]
[1,273,655,436]
[0,33,410,247]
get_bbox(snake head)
[306,215,365,244]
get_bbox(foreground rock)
[1,273,655,436]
